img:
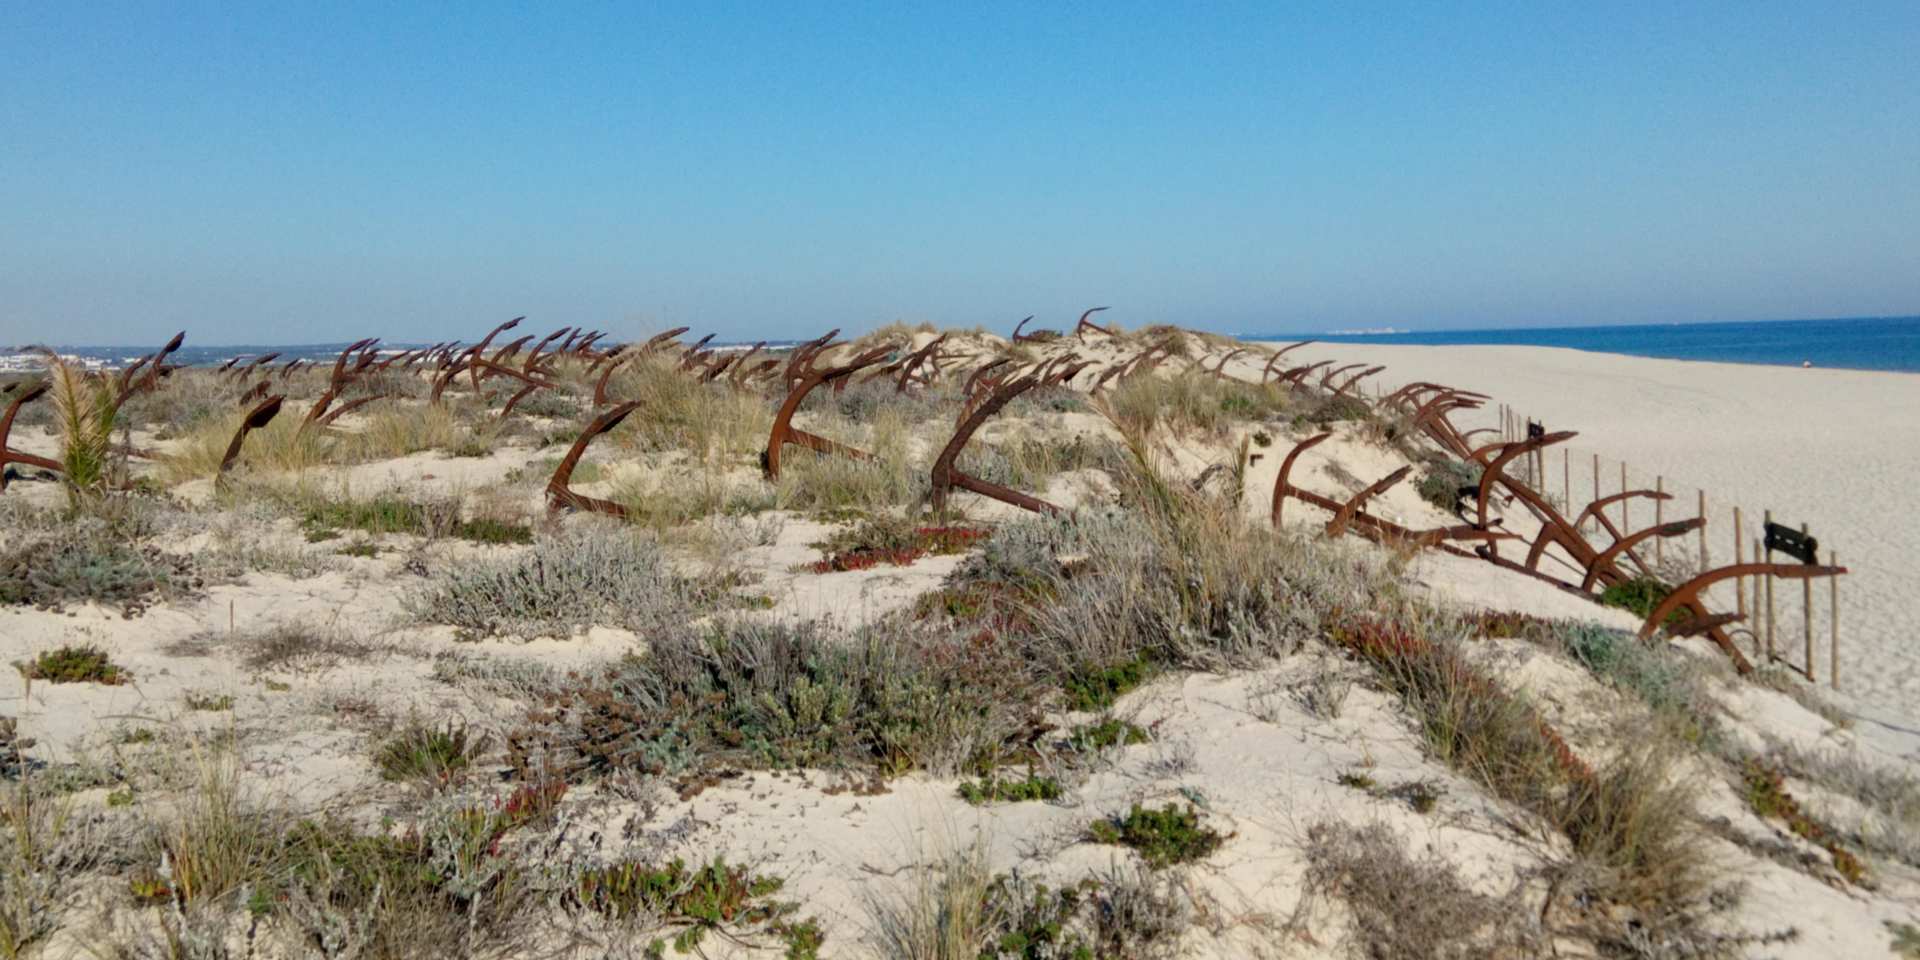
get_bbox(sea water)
[1246,316,1920,374]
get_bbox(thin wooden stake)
[1620,462,1630,532]
[1751,536,1764,660]
[1697,489,1707,570]
[1733,506,1745,619]
[1830,552,1840,691]
[1764,509,1776,663]
[1655,475,1665,566]
[1802,522,1814,682]
[1591,454,1600,532]
[1562,448,1570,511]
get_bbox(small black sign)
[1764,522,1819,565]
[1526,420,1544,440]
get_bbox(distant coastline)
[1243,315,1920,374]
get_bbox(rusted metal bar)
[1261,341,1316,383]
[1210,347,1249,379]
[930,375,1062,517]
[314,393,389,427]
[546,402,640,518]
[1326,465,1412,539]
[1073,306,1115,340]
[894,335,947,392]
[700,353,738,382]
[1270,432,1332,529]
[678,333,717,370]
[459,317,524,393]
[1318,362,1367,391]
[0,382,61,491]
[1637,561,1846,673]
[1578,518,1703,591]
[113,331,186,405]
[1330,365,1385,398]
[762,344,893,478]
[216,394,284,488]
[1278,360,1333,391]
[304,338,379,425]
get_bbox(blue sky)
[3,3,1917,345]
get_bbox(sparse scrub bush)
[0,524,198,615]
[405,527,703,637]
[429,653,563,701]
[604,355,772,461]
[161,412,333,483]
[1300,821,1544,959]
[774,435,926,515]
[2,777,124,957]
[568,856,824,958]
[507,618,1041,782]
[978,865,1192,960]
[168,622,391,673]
[1104,372,1288,437]
[1740,757,1868,884]
[865,837,996,960]
[1776,745,1920,868]
[340,404,463,460]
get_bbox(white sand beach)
[1266,341,1920,735]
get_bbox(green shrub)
[0,527,197,615]
[300,496,532,545]
[1066,718,1150,752]
[1086,803,1224,868]
[405,527,703,637]
[506,619,1041,782]
[570,856,823,958]
[14,645,128,685]
[1598,577,1672,619]
[957,773,1062,805]
[1062,653,1156,712]
[1417,459,1478,512]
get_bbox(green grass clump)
[570,856,823,958]
[957,773,1063,806]
[1062,653,1156,712]
[184,691,234,711]
[1417,459,1478,512]
[375,719,483,785]
[1086,803,1224,868]
[1066,718,1149,752]
[1597,576,1673,619]
[14,645,129,684]
[300,496,532,545]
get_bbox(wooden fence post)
[1802,523,1815,682]
[1733,506,1745,619]
[1830,553,1840,691]
[1655,475,1665,566]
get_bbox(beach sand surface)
[1262,341,1920,736]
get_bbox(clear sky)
[3,2,1917,345]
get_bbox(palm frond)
[33,348,117,494]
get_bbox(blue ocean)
[1245,316,1920,374]
[10,317,1919,374]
